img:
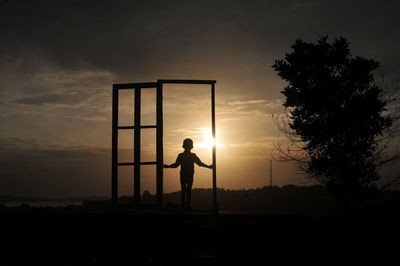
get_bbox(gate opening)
[112,79,217,211]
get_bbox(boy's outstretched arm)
[164,154,181,168]
[194,155,212,169]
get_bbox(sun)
[204,133,215,148]
[196,128,222,149]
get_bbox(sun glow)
[196,128,223,149]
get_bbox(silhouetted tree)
[272,37,400,234]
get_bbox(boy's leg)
[180,178,186,209]
[186,178,193,210]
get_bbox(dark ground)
[0,186,399,265]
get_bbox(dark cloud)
[1,0,399,102]
[0,136,160,197]
[1,0,399,76]
[12,91,87,105]
[0,145,110,197]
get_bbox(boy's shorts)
[180,175,193,187]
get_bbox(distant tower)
[269,160,273,187]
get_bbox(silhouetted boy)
[164,138,212,210]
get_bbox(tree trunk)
[343,197,349,240]
[343,196,350,261]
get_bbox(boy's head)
[182,138,193,150]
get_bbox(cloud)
[216,98,284,125]
[0,136,163,197]
[1,0,400,79]
[1,69,114,121]
[263,99,283,110]
[225,98,282,111]
[228,99,267,106]
[0,136,96,151]
[0,136,111,197]
[13,91,86,105]
[0,146,110,198]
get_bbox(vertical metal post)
[156,82,164,209]
[211,83,218,211]
[270,160,273,187]
[134,88,141,206]
[112,85,118,208]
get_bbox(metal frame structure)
[112,79,217,211]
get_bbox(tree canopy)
[272,37,398,200]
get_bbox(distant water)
[1,201,82,207]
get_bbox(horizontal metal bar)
[158,79,216,85]
[117,161,157,166]
[117,126,135,130]
[118,162,134,166]
[140,161,157,165]
[117,125,157,130]
[115,80,216,89]
[113,82,158,89]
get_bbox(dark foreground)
[0,209,399,266]
[0,187,399,265]
[0,208,307,265]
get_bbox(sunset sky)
[1,0,399,198]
